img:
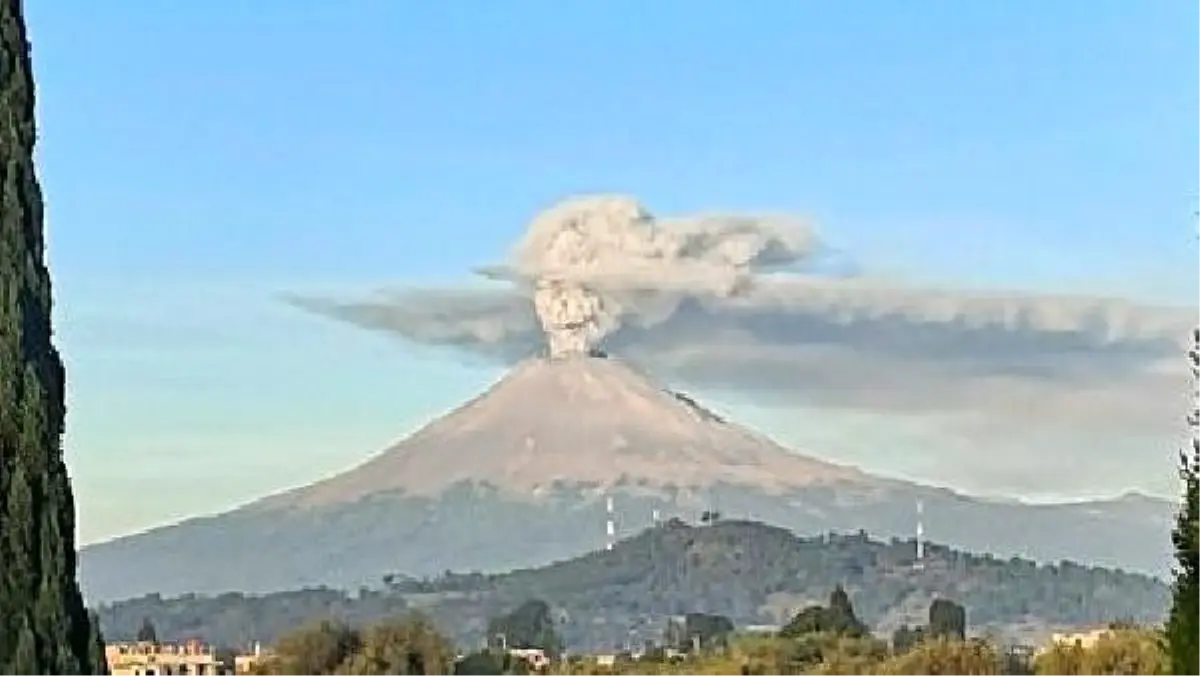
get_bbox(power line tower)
[914,499,926,571]
[605,495,615,551]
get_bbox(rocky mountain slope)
[78,355,1175,603]
[96,520,1169,652]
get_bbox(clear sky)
[24,1,1197,545]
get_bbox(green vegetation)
[675,612,735,652]
[0,1,105,672]
[1166,327,1199,674]
[252,615,455,675]
[245,594,1171,674]
[98,587,413,651]
[1034,627,1166,676]
[487,599,562,657]
[890,598,966,655]
[81,478,1177,603]
[928,598,966,641]
[780,586,868,639]
[99,520,1167,654]
[136,617,157,644]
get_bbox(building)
[106,641,224,676]
[233,643,268,675]
[507,647,551,670]
[1040,627,1112,654]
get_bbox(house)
[233,643,268,675]
[508,647,551,670]
[105,641,224,676]
[1039,627,1113,655]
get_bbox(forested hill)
[98,520,1168,652]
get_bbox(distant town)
[99,607,1155,675]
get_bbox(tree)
[454,650,514,675]
[892,625,925,654]
[267,619,361,675]
[0,1,106,673]
[341,614,454,675]
[260,615,456,675]
[780,605,829,638]
[682,613,734,652]
[86,613,107,676]
[1034,628,1166,676]
[779,587,868,639]
[487,600,562,658]
[877,637,1001,675]
[825,586,867,638]
[136,618,157,644]
[928,599,966,641]
[1084,629,1167,676]
[1166,327,1199,674]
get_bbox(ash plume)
[481,195,815,357]
[286,195,1193,498]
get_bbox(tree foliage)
[1165,327,1199,674]
[679,613,734,652]
[1034,628,1166,676]
[891,625,924,655]
[236,601,1174,674]
[455,651,503,675]
[874,637,1001,675]
[780,586,868,639]
[135,617,157,644]
[100,521,1168,653]
[928,598,966,641]
[260,614,454,675]
[0,0,105,672]
[342,616,455,675]
[487,600,562,657]
[268,619,362,675]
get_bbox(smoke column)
[522,197,654,358]
[502,194,814,357]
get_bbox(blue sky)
[24,1,1197,544]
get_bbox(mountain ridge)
[94,519,1170,653]
[78,355,1176,602]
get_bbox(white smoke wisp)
[495,194,816,356]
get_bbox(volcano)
[78,355,1176,602]
[263,355,866,509]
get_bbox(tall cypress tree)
[1166,327,1199,674]
[0,1,106,673]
